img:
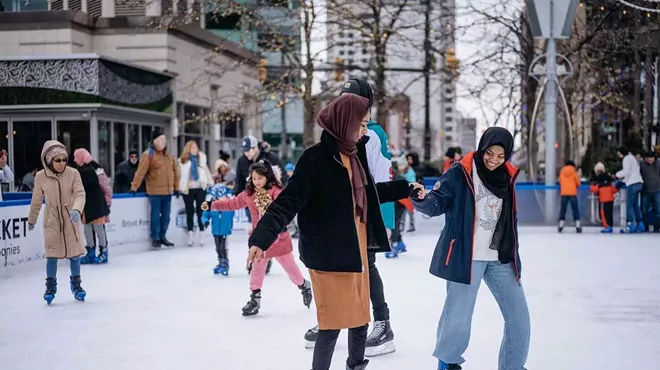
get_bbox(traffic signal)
[334,57,345,82]
[258,59,267,82]
[445,48,460,78]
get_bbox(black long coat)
[248,131,410,273]
[77,163,110,223]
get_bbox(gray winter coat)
[639,160,660,193]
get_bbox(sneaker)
[576,220,582,233]
[304,325,318,349]
[161,239,175,247]
[187,231,194,246]
[151,240,162,248]
[364,320,395,357]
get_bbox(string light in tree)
[617,0,660,13]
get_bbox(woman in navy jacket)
[412,127,530,370]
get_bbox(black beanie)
[151,129,164,142]
[340,79,374,108]
[445,147,456,158]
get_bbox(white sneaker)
[187,231,194,246]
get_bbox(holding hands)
[201,201,209,211]
[409,183,426,199]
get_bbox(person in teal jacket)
[201,183,235,275]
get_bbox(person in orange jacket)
[558,160,582,233]
[590,162,618,233]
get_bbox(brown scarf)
[317,94,370,222]
[253,187,272,217]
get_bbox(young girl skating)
[206,160,312,316]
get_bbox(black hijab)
[474,127,516,263]
[474,127,514,199]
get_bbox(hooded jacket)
[28,141,86,259]
[233,141,288,195]
[559,165,581,196]
[365,121,395,229]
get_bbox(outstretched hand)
[246,246,263,267]
[69,210,82,224]
[28,223,35,231]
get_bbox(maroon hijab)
[317,94,370,222]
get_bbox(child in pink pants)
[210,160,312,316]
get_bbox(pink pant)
[250,252,305,291]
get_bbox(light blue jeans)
[46,257,82,279]
[434,261,530,370]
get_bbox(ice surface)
[1,217,659,370]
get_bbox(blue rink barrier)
[422,178,622,226]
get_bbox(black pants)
[390,202,406,243]
[600,201,614,228]
[183,188,205,231]
[368,252,389,321]
[313,324,368,370]
[214,236,227,260]
[559,195,580,221]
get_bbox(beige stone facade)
[0,11,263,137]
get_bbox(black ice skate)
[43,278,57,305]
[299,280,312,308]
[364,320,395,357]
[242,290,261,316]
[70,276,86,302]
[304,325,318,349]
[346,359,369,370]
[558,220,565,233]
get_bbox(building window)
[12,120,52,186]
[445,126,453,132]
[0,0,48,11]
[113,122,126,170]
[57,120,90,164]
[141,125,154,155]
[98,120,111,175]
[205,12,241,30]
[445,107,452,113]
[128,123,139,155]
[446,116,453,122]
[339,50,345,56]
[347,33,353,38]
[446,135,453,141]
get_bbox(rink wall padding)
[0,193,250,277]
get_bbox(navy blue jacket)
[412,152,522,285]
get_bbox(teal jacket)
[365,121,395,229]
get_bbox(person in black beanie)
[131,129,180,248]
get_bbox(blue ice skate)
[80,246,95,264]
[213,258,229,276]
[636,221,646,233]
[438,361,462,370]
[620,222,636,234]
[385,247,398,258]
[395,241,407,253]
[70,276,86,301]
[43,278,57,305]
[600,226,613,233]
[95,247,108,264]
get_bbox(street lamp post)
[526,0,579,223]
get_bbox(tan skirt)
[309,216,370,330]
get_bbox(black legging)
[183,188,205,232]
[313,324,368,370]
[368,252,389,322]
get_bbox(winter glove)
[28,223,35,231]
[409,183,425,199]
[69,210,82,224]
[204,221,210,229]
[175,192,181,199]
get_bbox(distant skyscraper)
[458,117,477,153]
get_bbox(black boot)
[242,290,261,316]
[70,276,86,301]
[161,238,175,247]
[151,240,161,248]
[299,280,312,308]
[346,359,369,370]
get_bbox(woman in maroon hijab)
[247,94,421,370]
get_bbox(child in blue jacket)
[201,183,235,275]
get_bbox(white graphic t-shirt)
[472,161,502,261]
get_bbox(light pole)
[526,0,579,223]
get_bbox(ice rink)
[1,216,659,370]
